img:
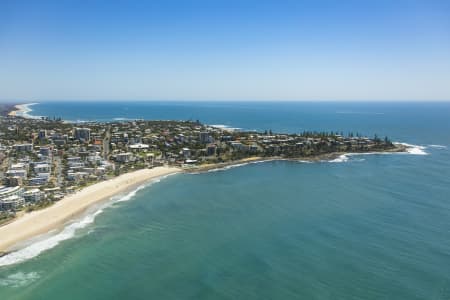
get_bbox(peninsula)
[0,105,407,253]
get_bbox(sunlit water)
[1,101,449,300]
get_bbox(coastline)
[0,144,410,256]
[0,104,17,117]
[0,166,180,254]
[7,103,38,118]
[0,105,415,261]
[185,143,409,173]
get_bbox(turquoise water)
[1,101,450,299]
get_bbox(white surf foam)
[113,184,147,203]
[113,173,176,203]
[203,160,274,173]
[0,174,174,267]
[0,208,103,267]
[407,146,428,155]
[0,271,40,288]
[113,117,134,121]
[328,154,349,163]
[428,144,447,149]
[397,143,428,155]
[206,162,250,173]
[209,124,241,131]
[325,143,429,163]
[336,111,385,115]
[16,103,42,119]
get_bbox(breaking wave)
[428,144,447,149]
[0,208,104,267]
[113,173,177,203]
[209,124,241,131]
[204,160,276,173]
[397,143,428,155]
[0,271,40,288]
[328,154,350,163]
[15,103,42,119]
[327,143,429,163]
[336,111,385,115]
[113,117,134,121]
[0,175,173,267]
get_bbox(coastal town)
[0,104,404,224]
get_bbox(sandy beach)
[6,106,18,116]
[0,166,180,253]
[7,103,38,117]
[7,104,24,117]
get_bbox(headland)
[0,102,408,254]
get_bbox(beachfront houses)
[23,188,43,202]
[0,186,25,210]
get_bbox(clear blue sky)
[1,0,449,101]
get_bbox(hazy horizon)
[3,99,450,104]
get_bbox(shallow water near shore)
[1,101,450,299]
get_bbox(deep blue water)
[29,101,450,144]
[1,101,450,300]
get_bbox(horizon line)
[2,99,450,104]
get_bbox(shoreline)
[0,143,415,260]
[0,166,180,255]
[185,144,409,173]
[0,106,413,259]
[7,103,38,118]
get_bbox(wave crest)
[0,175,174,267]
[328,154,349,163]
[203,160,274,173]
[397,143,428,155]
[0,271,40,288]
[0,208,102,267]
[428,144,447,149]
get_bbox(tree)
[384,136,391,145]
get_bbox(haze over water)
[1,101,450,300]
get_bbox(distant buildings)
[39,147,52,157]
[34,163,51,173]
[129,143,149,152]
[38,129,47,140]
[199,132,212,144]
[73,128,91,142]
[206,145,217,156]
[14,143,33,152]
[6,169,27,179]
[182,148,191,158]
[4,176,22,187]
[115,152,133,163]
[29,173,50,186]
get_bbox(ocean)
[1,101,450,299]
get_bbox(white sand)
[0,167,180,252]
